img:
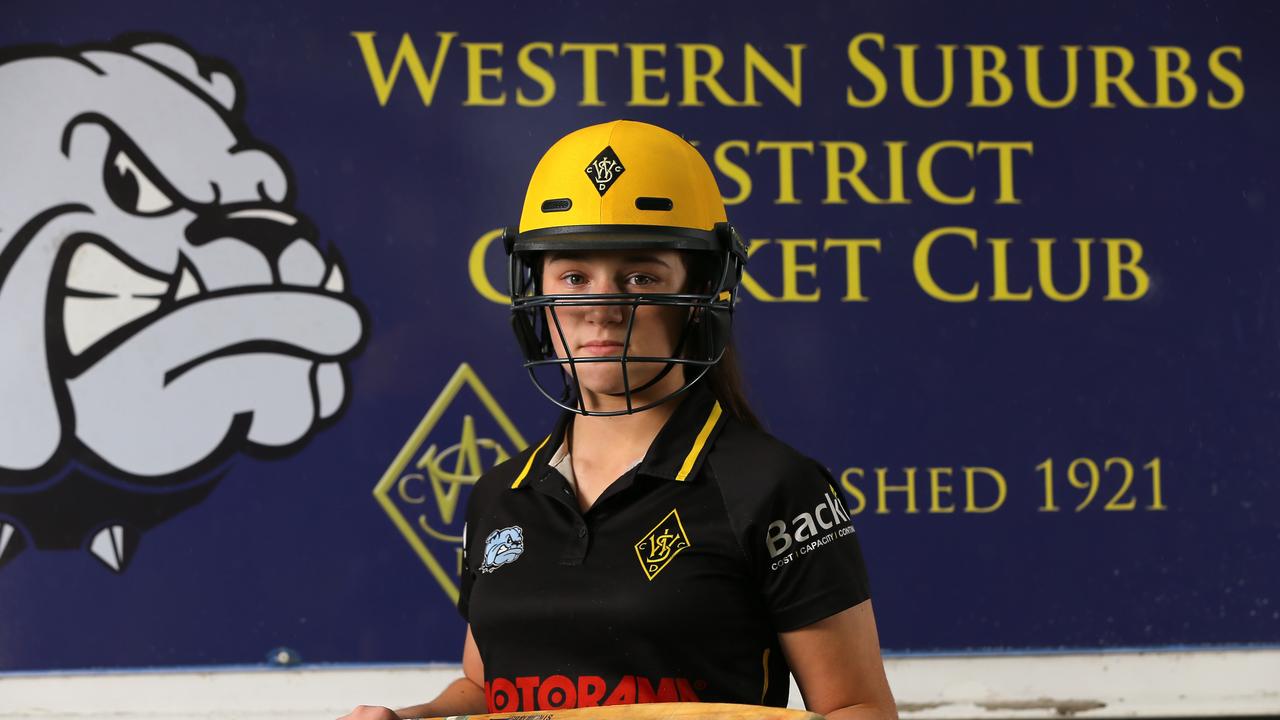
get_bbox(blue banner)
[0,0,1276,670]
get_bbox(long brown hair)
[704,342,762,430]
[685,252,763,430]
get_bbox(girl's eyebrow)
[620,255,671,268]
[545,252,671,268]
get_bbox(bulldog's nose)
[185,207,317,266]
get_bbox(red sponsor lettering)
[577,675,607,707]
[677,677,701,702]
[538,674,575,709]
[603,675,636,705]
[515,675,539,711]
[636,676,680,703]
[485,675,703,712]
[486,678,517,712]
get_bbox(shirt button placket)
[560,521,590,566]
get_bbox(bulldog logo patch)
[480,526,525,573]
[584,146,625,196]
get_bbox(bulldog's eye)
[105,148,176,215]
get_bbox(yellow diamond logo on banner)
[374,363,527,602]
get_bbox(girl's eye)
[561,272,587,286]
[627,274,656,287]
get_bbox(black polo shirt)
[457,384,871,713]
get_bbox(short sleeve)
[457,512,477,621]
[749,459,871,632]
[454,448,535,622]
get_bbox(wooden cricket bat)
[420,701,824,720]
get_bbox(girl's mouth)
[578,340,625,357]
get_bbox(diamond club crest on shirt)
[635,508,691,581]
[585,146,625,196]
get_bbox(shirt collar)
[508,382,726,490]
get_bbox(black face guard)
[505,223,747,416]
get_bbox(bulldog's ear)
[129,42,238,113]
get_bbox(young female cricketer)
[341,120,897,720]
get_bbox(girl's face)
[540,248,689,410]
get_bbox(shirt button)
[577,526,587,538]
[562,487,572,495]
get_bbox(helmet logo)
[585,146,626,196]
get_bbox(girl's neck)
[569,392,682,465]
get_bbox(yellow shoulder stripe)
[675,401,722,481]
[511,434,551,489]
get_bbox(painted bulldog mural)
[0,35,368,571]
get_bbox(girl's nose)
[594,274,622,294]
[585,299,626,325]
[584,276,627,324]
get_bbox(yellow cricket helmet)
[504,119,747,416]
[518,119,728,239]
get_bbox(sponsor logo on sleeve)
[765,487,855,571]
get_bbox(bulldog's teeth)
[227,208,298,225]
[66,242,168,296]
[173,265,201,302]
[0,522,24,568]
[323,263,345,293]
[88,524,135,573]
[64,242,168,355]
[64,296,161,355]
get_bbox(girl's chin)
[572,367,671,398]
